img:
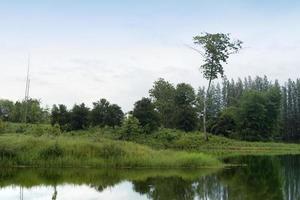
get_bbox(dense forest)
[0,75,300,141]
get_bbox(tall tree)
[90,99,110,127]
[132,98,160,133]
[192,33,242,140]
[51,104,71,131]
[106,104,124,128]
[149,78,176,128]
[174,83,198,132]
[70,103,90,130]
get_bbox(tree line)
[0,75,299,141]
[0,99,49,123]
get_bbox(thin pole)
[23,54,30,123]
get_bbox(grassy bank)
[72,126,300,157]
[1,122,300,168]
[0,133,220,168]
[122,130,300,157]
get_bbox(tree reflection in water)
[131,156,298,200]
[1,155,300,200]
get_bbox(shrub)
[15,124,27,133]
[155,130,180,142]
[49,124,62,136]
[32,125,46,136]
[120,115,142,140]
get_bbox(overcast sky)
[1,0,300,111]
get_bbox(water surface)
[1,155,299,200]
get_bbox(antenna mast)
[23,54,30,123]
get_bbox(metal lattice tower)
[23,55,30,123]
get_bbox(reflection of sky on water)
[0,182,149,200]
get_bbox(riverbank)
[1,123,300,168]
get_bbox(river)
[0,155,299,200]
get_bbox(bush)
[49,124,62,136]
[39,143,64,159]
[155,130,180,142]
[32,125,46,136]
[15,124,27,133]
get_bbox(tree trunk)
[203,78,212,141]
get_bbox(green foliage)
[50,124,62,136]
[15,124,27,133]
[70,103,90,130]
[209,87,281,141]
[210,107,237,137]
[149,78,176,128]
[0,99,14,121]
[51,104,71,131]
[31,124,47,136]
[238,89,281,140]
[90,98,110,127]
[149,80,199,132]
[0,133,221,168]
[193,33,242,80]
[174,106,198,132]
[132,98,160,133]
[238,91,268,139]
[106,104,124,128]
[90,99,124,128]
[50,99,124,132]
[175,83,196,106]
[0,98,49,123]
[121,115,143,140]
[174,83,198,132]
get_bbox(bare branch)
[184,44,205,58]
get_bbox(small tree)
[192,33,242,140]
[120,115,142,140]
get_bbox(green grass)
[79,127,300,159]
[0,133,220,168]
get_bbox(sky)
[1,0,300,111]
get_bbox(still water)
[0,155,299,200]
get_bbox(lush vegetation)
[2,75,300,142]
[1,123,300,168]
[0,126,220,168]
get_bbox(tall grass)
[0,134,221,168]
